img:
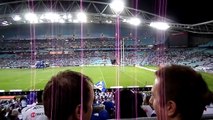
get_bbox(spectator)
[149,64,213,120]
[19,96,27,109]
[115,89,147,118]
[43,70,94,120]
[22,91,48,120]
[142,94,156,117]
[9,109,19,120]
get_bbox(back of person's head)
[154,65,213,120]
[37,91,43,103]
[103,101,115,117]
[10,109,19,120]
[115,89,147,118]
[43,70,94,120]
[20,96,27,108]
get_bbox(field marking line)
[119,69,145,86]
[135,65,157,72]
[97,66,108,87]
[25,79,47,90]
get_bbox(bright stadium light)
[68,19,73,22]
[67,14,72,19]
[39,19,43,23]
[67,14,72,22]
[129,17,141,26]
[59,19,65,23]
[24,12,38,23]
[13,15,21,21]
[77,12,87,23]
[123,19,127,22]
[43,12,60,23]
[110,0,125,14]
[150,22,170,30]
[106,20,112,23]
[62,14,68,19]
[2,21,9,26]
[73,19,79,23]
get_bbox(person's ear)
[166,100,177,117]
[74,104,81,120]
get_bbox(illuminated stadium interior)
[0,0,213,119]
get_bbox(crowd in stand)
[145,48,213,72]
[0,88,155,120]
[0,47,212,73]
[0,37,212,72]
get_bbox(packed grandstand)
[0,36,212,72]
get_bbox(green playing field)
[0,66,212,91]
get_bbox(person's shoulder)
[22,104,47,120]
[21,104,35,113]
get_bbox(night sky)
[131,0,213,24]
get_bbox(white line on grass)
[97,66,108,87]
[119,69,146,86]
[25,79,47,90]
[135,65,156,72]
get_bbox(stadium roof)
[0,0,212,34]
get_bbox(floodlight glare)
[62,14,68,19]
[68,19,73,22]
[13,15,21,21]
[24,13,38,23]
[106,20,112,23]
[110,0,125,14]
[150,22,170,30]
[43,12,60,22]
[59,19,65,23]
[129,17,141,26]
[77,12,87,23]
[67,14,72,19]
[123,19,127,22]
[73,19,79,23]
[39,19,43,23]
[2,21,9,25]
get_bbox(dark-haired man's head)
[43,70,94,120]
[115,89,147,118]
[149,65,213,120]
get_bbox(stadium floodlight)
[73,19,79,23]
[39,19,43,23]
[13,15,21,21]
[24,12,38,23]
[59,19,65,23]
[106,20,112,23]
[43,12,60,23]
[128,17,141,26]
[123,19,127,22]
[68,19,73,22]
[67,14,72,19]
[150,22,170,30]
[62,14,68,19]
[67,14,72,22]
[2,21,9,26]
[77,12,87,23]
[110,0,125,14]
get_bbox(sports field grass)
[0,66,213,91]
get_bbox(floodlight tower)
[110,0,125,66]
